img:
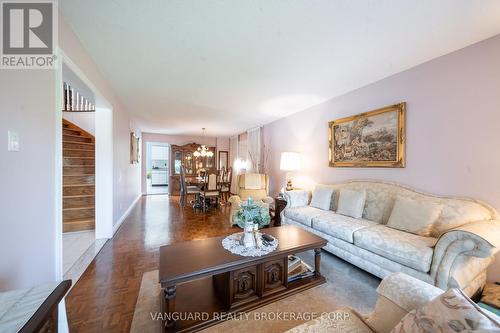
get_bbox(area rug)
[130,251,380,333]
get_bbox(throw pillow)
[310,185,335,211]
[387,197,443,237]
[391,288,500,332]
[336,189,366,219]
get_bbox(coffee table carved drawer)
[261,258,287,296]
[232,266,259,307]
[213,265,259,308]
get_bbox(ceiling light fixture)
[193,128,214,158]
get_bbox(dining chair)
[218,167,226,185]
[220,167,232,202]
[199,168,220,212]
[180,165,200,207]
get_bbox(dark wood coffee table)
[159,225,327,332]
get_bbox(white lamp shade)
[280,152,301,171]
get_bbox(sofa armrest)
[228,195,242,206]
[431,220,500,291]
[448,220,500,248]
[283,190,311,208]
[366,273,442,333]
[375,273,442,312]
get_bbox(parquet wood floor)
[65,195,239,333]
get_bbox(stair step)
[63,194,95,198]
[63,195,95,209]
[64,149,95,158]
[63,141,95,150]
[63,157,95,166]
[64,175,95,185]
[63,218,95,233]
[63,184,95,196]
[63,128,82,136]
[63,165,95,175]
[63,134,92,143]
[63,206,94,220]
[62,120,95,232]
[64,140,94,145]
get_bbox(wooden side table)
[273,196,287,226]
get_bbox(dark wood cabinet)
[168,143,216,195]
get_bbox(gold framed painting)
[329,102,406,168]
[130,132,140,164]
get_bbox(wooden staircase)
[63,119,95,232]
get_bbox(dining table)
[185,176,229,208]
[185,176,205,189]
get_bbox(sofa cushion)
[239,189,267,201]
[354,225,438,272]
[387,196,443,237]
[312,212,377,243]
[284,206,330,227]
[243,173,262,189]
[337,189,366,219]
[310,185,335,210]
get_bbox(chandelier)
[193,145,213,157]
[193,128,214,158]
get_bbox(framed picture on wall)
[329,102,406,167]
[130,132,140,164]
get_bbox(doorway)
[58,56,113,286]
[146,142,170,195]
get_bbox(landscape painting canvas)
[130,132,140,164]
[329,103,406,167]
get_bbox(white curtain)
[247,127,261,173]
[229,135,239,194]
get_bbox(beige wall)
[0,70,57,290]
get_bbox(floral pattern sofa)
[283,180,500,296]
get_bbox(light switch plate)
[8,131,20,151]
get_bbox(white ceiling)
[60,0,500,136]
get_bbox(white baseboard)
[113,194,142,235]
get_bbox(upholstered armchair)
[228,173,274,225]
[287,272,500,332]
[286,273,444,333]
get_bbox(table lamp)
[280,152,301,191]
